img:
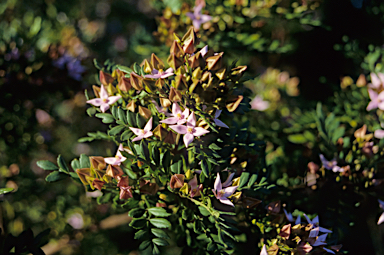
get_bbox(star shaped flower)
[213,110,229,128]
[186,4,212,30]
[86,84,121,113]
[212,173,238,207]
[129,117,153,142]
[104,144,127,166]
[169,112,210,147]
[144,68,174,79]
[160,103,190,125]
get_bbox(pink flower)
[213,110,229,128]
[152,100,170,116]
[129,117,153,142]
[188,175,203,198]
[374,129,384,139]
[104,144,127,166]
[319,154,342,173]
[377,199,384,225]
[366,89,384,111]
[250,95,269,111]
[186,4,212,30]
[144,68,174,79]
[260,245,268,255]
[169,112,210,147]
[212,173,238,207]
[86,84,121,113]
[160,103,190,125]
[368,72,384,89]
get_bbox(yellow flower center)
[187,127,193,133]
[103,98,108,103]
[177,113,182,118]
[140,130,145,135]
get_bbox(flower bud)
[230,65,247,81]
[119,186,133,199]
[138,106,152,119]
[169,87,182,102]
[170,174,185,189]
[106,165,124,178]
[92,178,105,191]
[143,59,153,74]
[356,74,366,87]
[170,40,184,58]
[153,124,168,140]
[99,70,114,86]
[143,78,157,93]
[174,75,188,90]
[242,196,262,209]
[226,95,243,112]
[118,77,132,92]
[117,176,129,187]
[206,53,223,71]
[92,85,101,98]
[151,53,165,70]
[127,100,136,112]
[130,72,143,91]
[215,68,226,80]
[90,156,106,170]
[167,53,183,69]
[76,168,93,185]
[188,52,204,69]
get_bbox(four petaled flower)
[366,88,384,111]
[144,68,174,79]
[129,117,153,142]
[186,4,212,30]
[104,144,127,166]
[212,173,238,207]
[170,112,210,147]
[161,103,190,125]
[86,84,121,113]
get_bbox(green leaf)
[209,143,222,151]
[117,107,127,124]
[78,137,95,143]
[108,125,125,136]
[149,218,171,229]
[36,160,58,171]
[152,238,169,246]
[79,154,90,168]
[238,172,250,189]
[151,229,170,239]
[121,130,133,141]
[332,126,345,143]
[139,240,151,251]
[129,218,147,229]
[116,65,133,75]
[199,206,211,216]
[148,207,171,217]
[45,171,67,182]
[134,230,148,240]
[57,155,69,173]
[86,107,96,117]
[136,114,146,129]
[126,111,136,126]
[201,160,209,178]
[71,159,80,171]
[95,113,115,124]
[97,192,112,204]
[287,134,307,144]
[247,174,258,188]
[129,208,146,218]
[0,188,13,195]
[152,244,160,255]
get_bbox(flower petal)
[169,125,188,135]
[132,136,144,142]
[214,119,229,128]
[378,212,384,225]
[144,117,153,132]
[183,133,195,147]
[222,173,235,187]
[214,173,222,192]
[86,98,103,107]
[260,245,268,255]
[223,186,238,197]
[370,73,381,89]
[107,95,121,105]
[104,157,118,165]
[99,84,109,99]
[200,14,212,23]
[143,131,153,139]
[192,127,210,137]
[129,127,143,136]
[100,103,110,113]
[323,248,335,254]
[172,103,182,115]
[160,117,179,125]
[187,112,196,126]
[219,197,234,207]
[374,129,384,139]
[215,110,222,118]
